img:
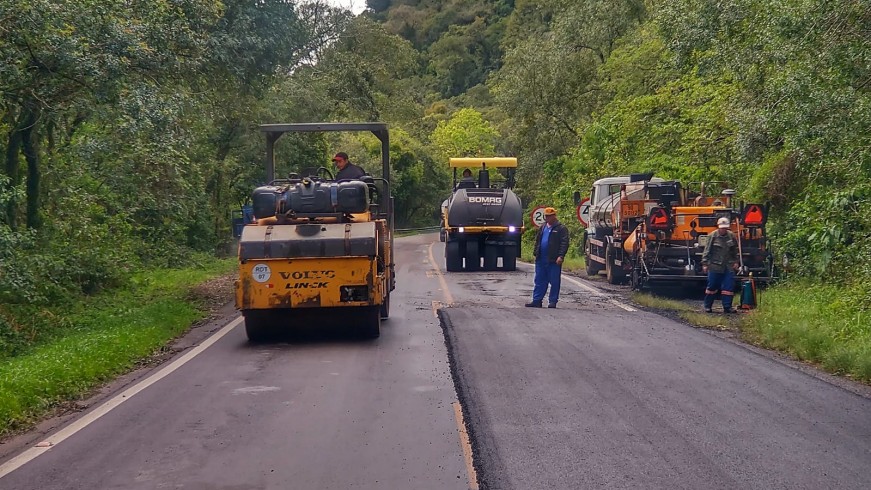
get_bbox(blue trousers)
[532,259,562,304]
[706,270,735,293]
[705,270,736,310]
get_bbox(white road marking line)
[518,262,637,312]
[609,299,638,312]
[427,242,454,305]
[232,386,280,395]
[561,275,637,311]
[0,316,244,480]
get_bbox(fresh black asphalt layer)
[435,257,871,490]
[440,301,871,490]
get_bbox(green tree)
[430,108,499,160]
[491,0,647,159]
[0,0,221,230]
[427,16,505,98]
[287,17,420,122]
[384,129,449,226]
[194,0,335,242]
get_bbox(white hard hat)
[717,217,730,229]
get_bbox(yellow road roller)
[235,123,394,340]
[442,157,524,271]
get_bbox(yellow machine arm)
[449,157,518,168]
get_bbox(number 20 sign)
[530,206,547,228]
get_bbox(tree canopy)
[1,0,868,320]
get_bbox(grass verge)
[0,257,235,436]
[396,227,440,238]
[742,282,870,382]
[520,247,586,272]
[561,255,585,272]
[631,292,743,331]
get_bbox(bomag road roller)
[442,157,524,272]
[576,174,774,290]
[235,123,394,340]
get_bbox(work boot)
[722,295,734,314]
[525,301,542,308]
[548,303,557,309]
[703,294,716,313]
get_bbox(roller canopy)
[449,157,518,168]
[259,122,389,184]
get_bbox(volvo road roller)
[235,123,395,340]
[442,157,524,272]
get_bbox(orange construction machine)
[576,174,774,290]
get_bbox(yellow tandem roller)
[235,123,395,341]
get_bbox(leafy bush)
[773,181,871,279]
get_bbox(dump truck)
[575,174,774,290]
[234,123,395,340]
[442,157,524,272]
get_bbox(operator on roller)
[455,168,476,190]
[701,217,740,314]
[332,152,366,181]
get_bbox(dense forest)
[1,0,869,349]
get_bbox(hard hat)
[717,217,730,229]
[544,207,557,216]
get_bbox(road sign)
[530,206,547,228]
[576,197,591,226]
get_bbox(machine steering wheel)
[317,166,335,180]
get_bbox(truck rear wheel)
[445,241,462,272]
[585,256,603,276]
[502,245,517,271]
[584,232,607,276]
[483,245,499,271]
[585,236,605,276]
[605,245,626,285]
[464,240,480,271]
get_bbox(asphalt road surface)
[1,233,870,490]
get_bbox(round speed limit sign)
[530,206,547,228]
[576,197,591,226]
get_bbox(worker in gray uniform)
[701,217,740,313]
